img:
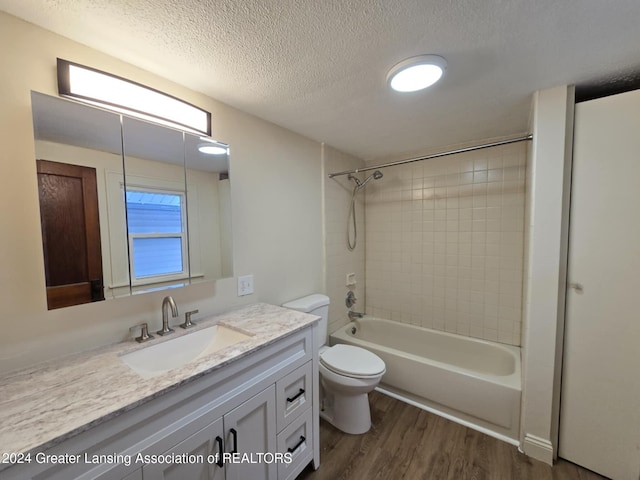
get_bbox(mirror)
[122,117,190,295]
[32,92,128,308]
[184,133,233,285]
[31,92,233,309]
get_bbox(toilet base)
[320,385,373,434]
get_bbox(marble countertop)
[0,303,318,463]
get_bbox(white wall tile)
[365,143,526,346]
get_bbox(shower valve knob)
[346,291,357,308]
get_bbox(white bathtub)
[330,317,521,443]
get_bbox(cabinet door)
[89,466,142,480]
[143,417,225,480]
[120,470,142,480]
[224,385,277,480]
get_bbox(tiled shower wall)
[364,142,526,346]
[323,145,366,337]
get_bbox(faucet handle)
[181,310,199,329]
[346,291,357,308]
[129,322,154,343]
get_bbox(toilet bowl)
[282,294,386,434]
[318,344,385,434]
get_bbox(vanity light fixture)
[387,54,447,93]
[197,137,229,155]
[57,58,211,135]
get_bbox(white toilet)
[283,294,385,434]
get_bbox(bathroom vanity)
[0,304,320,480]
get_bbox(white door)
[559,89,640,480]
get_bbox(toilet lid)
[320,344,385,378]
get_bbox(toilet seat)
[320,344,385,379]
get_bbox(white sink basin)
[121,325,252,379]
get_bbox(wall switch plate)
[237,274,254,296]
[346,273,356,286]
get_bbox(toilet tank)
[282,294,330,351]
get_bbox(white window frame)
[126,186,189,286]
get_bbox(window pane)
[126,190,182,234]
[132,237,183,277]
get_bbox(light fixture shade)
[198,144,228,155]
[197,137,229,155]
[57,58,211,135]
[387,55,447,93]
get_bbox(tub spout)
[348,310,364,320]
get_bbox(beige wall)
[322,144,366,338]
[0,11,324,373]
[365,142,526,346]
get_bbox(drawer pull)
[287,435,306,453]
[230,428,238,454]
[287,388,305,403]
[215,436,224,467]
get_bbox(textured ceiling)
[2,0,640,161]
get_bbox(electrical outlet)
[237,274,254,296]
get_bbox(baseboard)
[521,433,554,465]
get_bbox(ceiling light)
[198,144,228,155]
[197,138,229,155]
[57,58,211,135]
[387,55,447,93]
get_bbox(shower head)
[358,170,384,189]
[348,170,383,190]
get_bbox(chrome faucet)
[158,296,178,336]
[348,310,364,320]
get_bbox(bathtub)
[330,317,521,443]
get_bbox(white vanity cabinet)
[3,324,319,480]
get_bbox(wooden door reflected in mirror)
[37,159,104,309]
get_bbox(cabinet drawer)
[276,361,312,431]
[276,408,313,480]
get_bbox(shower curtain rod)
[327,134,533,178]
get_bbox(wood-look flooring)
[298,391,606,480]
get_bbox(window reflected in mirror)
[126,190,187,280]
